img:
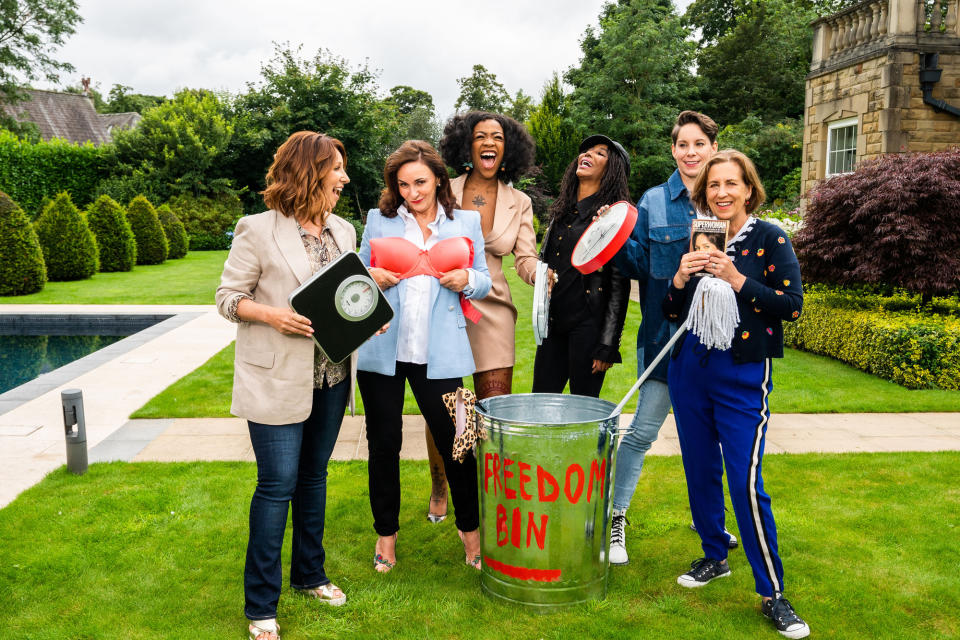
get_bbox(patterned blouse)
[225,221,347,389]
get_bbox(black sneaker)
[762,593,810,639]
[689,522,739,549]
[676,557,731,587]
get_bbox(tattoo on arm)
[472,194,486,208]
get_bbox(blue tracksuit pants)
[668,336,785,597]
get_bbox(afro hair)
[439,111,536,184]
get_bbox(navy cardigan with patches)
[662,218,804,364]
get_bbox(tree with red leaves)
[794,148,960,298]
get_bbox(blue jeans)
[244,380,349,621]
[612,366,672,511]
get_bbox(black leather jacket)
[539,222,630,363]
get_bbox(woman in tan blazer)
[420,112,539,522]
[215,131,355,640]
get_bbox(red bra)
[369,236,482,323]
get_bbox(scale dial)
[570,201,638,274]
[335,274,378,321]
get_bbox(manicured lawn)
[133,255,960,417]
[0,250,227,305]
[1,453,957,638]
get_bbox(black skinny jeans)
[358,362,480,535]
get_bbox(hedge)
[126,196,168,265]
[0,131,112,217]
[34,192,99,281]
[166,193,241,250]
[86,195,136,272]
[156,204,189,259]
[784,293,960,390]
[0,190,46,295]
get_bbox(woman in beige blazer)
[215,131,355,640]
[421,112,539,522]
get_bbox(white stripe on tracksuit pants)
[668,335,785,597]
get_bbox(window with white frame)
[826,118,858,175]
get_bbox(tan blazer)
[215,209,358,425]
[451,174,538,371]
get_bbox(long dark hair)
[379,140,457,219]
[548,150,631,223]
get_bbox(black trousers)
[357,362,480,535]
[532,317,607,398]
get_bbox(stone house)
[802,0,960,196]
[2,89,140,146]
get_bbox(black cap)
[579,134,631,174]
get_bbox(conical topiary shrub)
[156,204,188,259]
[86,195,136,272]
[34,192,99,281]
[0,190,46,295]
[126,195,168,265]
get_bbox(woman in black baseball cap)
[532,135,632,397]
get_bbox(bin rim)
[475,392,621,429]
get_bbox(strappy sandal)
[427,494,447,524]
[248,619,279,640]
[373,533,397,573]
[296,582,346,606]
[458,529,482,571]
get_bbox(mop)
[610,276,739,418]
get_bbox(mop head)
[686,276,740,350]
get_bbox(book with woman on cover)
[690,218,729,277]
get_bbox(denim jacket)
[612,170,697,382]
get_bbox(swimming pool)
[0,313,186,414]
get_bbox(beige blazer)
[451,174,537,371]
[215,209,358,425]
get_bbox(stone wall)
[802,50,960,198]
[802,0,960,201]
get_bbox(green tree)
[222,45,396,217]
[383,86,440,145]
[507,89,535,123]
[104,89,235,203]
[566,0,699,194]
[385,85,434,115]
[691,0,816,124]
[34,192,98,280]
[85,195,136,271]
[454,64,509,113]
[126,195,168,265]
[102,84,164,114]
[156,203,188,259]
[0,0,81,129]
[0,190,45,295]
[527,74,580,193]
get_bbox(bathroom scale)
[288,251,394,364]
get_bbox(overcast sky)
[50,0,643,118]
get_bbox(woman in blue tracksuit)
[663,150,810,639]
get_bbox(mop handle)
[610,324,687,419]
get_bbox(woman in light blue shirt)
[357,140,491,573]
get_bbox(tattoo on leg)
[472,194,487,208]
[474,368,513,400]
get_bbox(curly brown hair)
[439,111,535,184]
[379,140,458,219]
[262,131,346,226]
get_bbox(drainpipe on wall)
[920,53,960,118]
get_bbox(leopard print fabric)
[443,387,486,462]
